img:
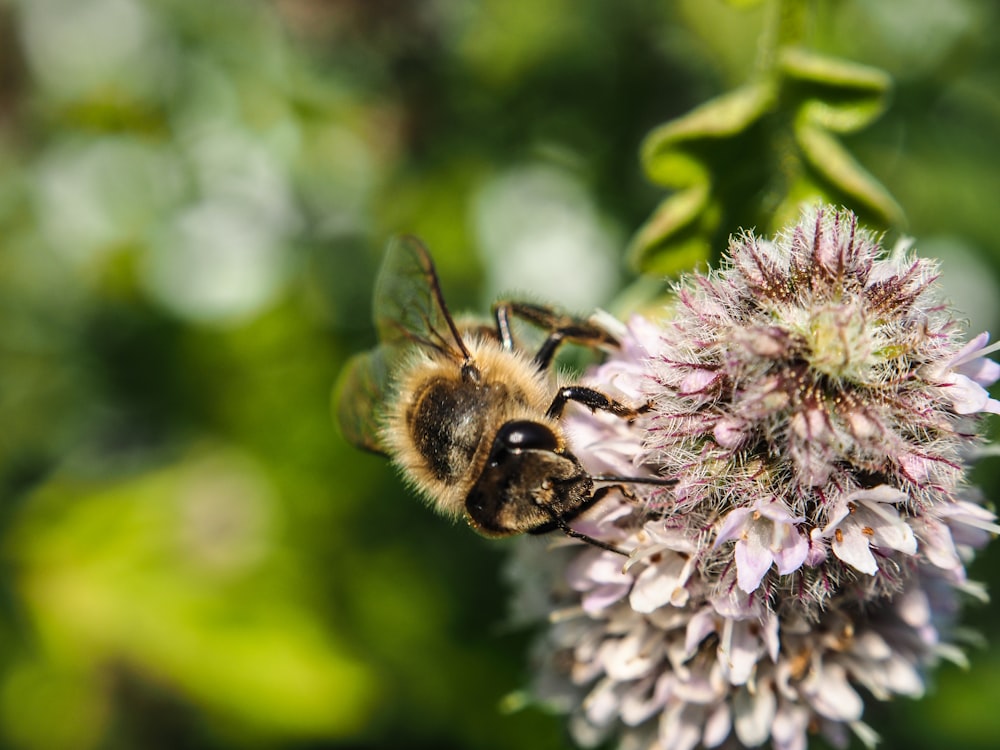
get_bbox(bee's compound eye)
[496,420,559,452]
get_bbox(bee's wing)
[374,235,470,363]
[333,346,391,455]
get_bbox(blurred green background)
[0,1,998,749]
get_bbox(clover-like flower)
[714,498,808,593]
[510,206,1000,750]
[820,486,917,576]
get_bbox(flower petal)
[703,701,732,748]
[733,682,776,747]
[831,524,879,574]
[715,507,753,547]
[773,527,810,575]
[735,536,773,593]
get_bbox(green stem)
[756,0,810,77]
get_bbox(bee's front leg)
[492,300,619,369]
[546,386,651,422]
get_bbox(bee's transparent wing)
[334,346,391,455]
[374,235,470,362]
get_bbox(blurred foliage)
[0,1,997,750]
[630,46,900,276]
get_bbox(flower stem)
[756,0,810,77]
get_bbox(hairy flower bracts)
[515,207,1000,750]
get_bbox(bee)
[335,236,673,554]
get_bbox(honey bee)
[335,236,673,554]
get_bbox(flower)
[714,497,809,593]
[510,206,1000,750]
[819,486,916,575]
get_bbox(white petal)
[849,720,882,750]
[568,549,630,588]
[943,374,991,414]
[848,484,908,504]
[851,630,891,661]
[831,524,879,575]
[719,619,761,686]
[684,608,718,658]
[761,612,781,663]
[659,703,702,750]
[733,683,777,747]
[630,558,683,613]
[600,629,662,682]
[917,517,961,570]
[582,678,622,727]
[806,663,863,721]
[771,702,810,750]
[884,654,924,697]
[868,509,917,555]
[620,676,665,726]
[703,701,732,748]
[896,587,931,629]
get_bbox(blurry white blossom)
[512,206,1000,750]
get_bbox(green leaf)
[631,43,900,276]
[627,183,715,275]
[794,117,904,226]
[641,84,774,186]
[780,47,892,132]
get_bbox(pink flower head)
[509,207,1000,750]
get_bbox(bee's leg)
[492,301,618,368]
[592,475,677,487]
[547,516,628,556]
[493,303,516,351]
[535,483,675,556]
[546,385,651,421]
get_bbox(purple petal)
[916,517,960,570]
[957,356,1000,386]
[735,536,773,593]
[773,527,810,575]
[715,507,753,547]
[756,500,805,524]
[679,368,720,395]
[582,583,631,613]
[713,417,748,449]
[806,528,829,565]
